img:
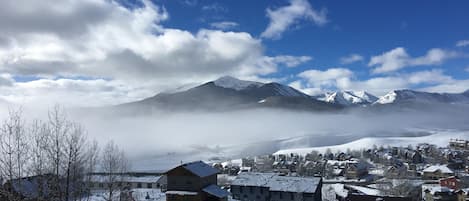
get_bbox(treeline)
[0,106,129,201]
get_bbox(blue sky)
[157,0,469,79]
[0,0,468,106]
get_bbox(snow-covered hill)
[273,130,469,156]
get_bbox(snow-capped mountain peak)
[213,76,262,91]
[323,91,378,106]
[375,90,399,104]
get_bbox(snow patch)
[213,76,262,91]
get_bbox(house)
[344,160,369,179]
[165,161,229,201]
[230,172,322,201]
[449,139,469,150]
[88,174,161,190]
[422,185,457,201]
[422,165,454,180]
[440,176,461,190]
[339,185,413,201]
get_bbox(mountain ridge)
[117,76,469,113]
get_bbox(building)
[440,176,461,190]
[165,161,229,201]
[422,165,454,180]
[230,172,322,201]
[88,174,162,190]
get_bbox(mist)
[1,100,469,171]
[70,105,469,170]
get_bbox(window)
[147,183,152,188]
[137,183,142,188]
[240,186,244,193]
[249,186,253,193]
[280,192,283,199]
[260,188,264,194]
[290,192,294,200]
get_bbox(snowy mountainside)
[213,76,263,91]
[375,89,469,105]
[273,130,469,156]
[322,91,378,106]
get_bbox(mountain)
[114,76,469,114]
[319,91,378,106]
[119,76,341,112]
[374,89,469,105]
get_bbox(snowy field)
[88,189,166,201]
[273,129,469,156]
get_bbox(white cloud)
[261,0,327,39]
[292,68,466,96]
[264,55,312,68]
[0,0,314,107]
[210,21,239,30]
[0,74,14,86]
[202,3,227,12]
[466,66,469,73]
[368,47,460,74]
[456,40,469,47]
[340,54,363,64]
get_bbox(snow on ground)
[273,130,469,156]
[88,189,166,201]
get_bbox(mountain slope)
[374,89,469,105]
[119,76,340,112]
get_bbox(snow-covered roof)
[202,184,229,198]
[89,175,161,183]
[268,176,321,193]
[166,191,198,196]
[168,161,219,178]
[231,173,321,193]
[422,165,453,174]
[346,185,381,196]
[231,172,276,187]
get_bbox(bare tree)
[83,140,100,201]
[64,123,87,201]
[46,105,71,200]
[29,119,51,200]
[101,140,129,201]
[0,108,29,201]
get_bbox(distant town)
[4,138,469,201]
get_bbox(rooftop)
[231,172,321,193]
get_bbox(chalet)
[165,161,229,201]
[230,172,322,201]
[422,165,454,180]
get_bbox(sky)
[1,0,469,107]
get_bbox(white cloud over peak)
[368,47,460,74]
[261,0,327,39]
[340,54,364,64]
[292,68,467,96]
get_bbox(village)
[3,138,469,201]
